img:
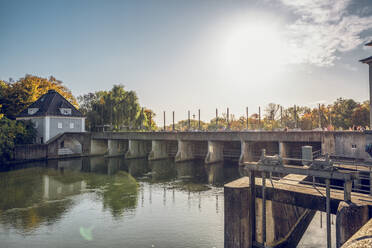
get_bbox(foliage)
[164,98,370,131]
[78,85,157,131]
[0,75,78,119]
[0,117,37,162]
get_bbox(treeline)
[165,99,370,131]
[78,85,156,131]
[0,74,76,161]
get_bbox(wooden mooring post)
[224,177,252,248]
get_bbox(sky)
[1,0,372,124]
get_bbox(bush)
[0,117,36,162]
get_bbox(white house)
[16,89,85,143]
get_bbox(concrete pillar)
[279,142,288,164]
[175,140,195,162]
[239,141,254,165]
[224,177,252,248]
[107,140,127,156]
[90,139,108,155]
[205,141,224,164]
[125,140,148,159]
[302,146,313,165]
[336,201,369,247]
[322,133,335,156]
[148,140,169,161]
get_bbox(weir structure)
[225,150,372,248]
[13,130,372,165]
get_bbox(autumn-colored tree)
[0,75,78,119]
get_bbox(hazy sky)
[1,0,372,124]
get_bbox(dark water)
[0,157,241,248]
[0,157,335,248]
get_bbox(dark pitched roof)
[360,56,372,64]
[17,90,83,117]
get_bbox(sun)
[221,19,289,83]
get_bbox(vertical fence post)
[280,106,283,128]
[262,171,266,246]
[216,108,218,129]
[259,107,261,130]
[294,104,297,129]
[188,110,191,130]
[149,112,152,131]
[227,107,230,130]
[246,107,249,130]
[249,170,256,244]
[326,178,331,248]
[163,111,166,131]
[318,104,322,129]
[198,109,201,130]
[172,111,175,131]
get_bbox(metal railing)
[242,151,366,248]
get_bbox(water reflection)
[0,156,240,248]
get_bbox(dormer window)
[28,108,39,115]
[60,108,72,115]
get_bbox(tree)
[0,75,78,119]
[0,117,36,162]
[332,98,358,129]
[352,102,369,128]
[78,85,156,131]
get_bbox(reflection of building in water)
[43,175,86,200]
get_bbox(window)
[59,108,72,115]
[70,123,74,129]
[28,108,39,115]
[352,144,357,149]
[58,122,62,129]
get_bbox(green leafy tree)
[78,85,156,131]
[0,117,36,162]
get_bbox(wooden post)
[246,107,249,130]
[225,177,252,248]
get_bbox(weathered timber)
[225,178,251,248]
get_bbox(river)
[0,157,334,247]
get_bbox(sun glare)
[221,20,289,83]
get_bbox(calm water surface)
[0,157,240,248]
[0,157,334,248]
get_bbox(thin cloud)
[279,0,372,66]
